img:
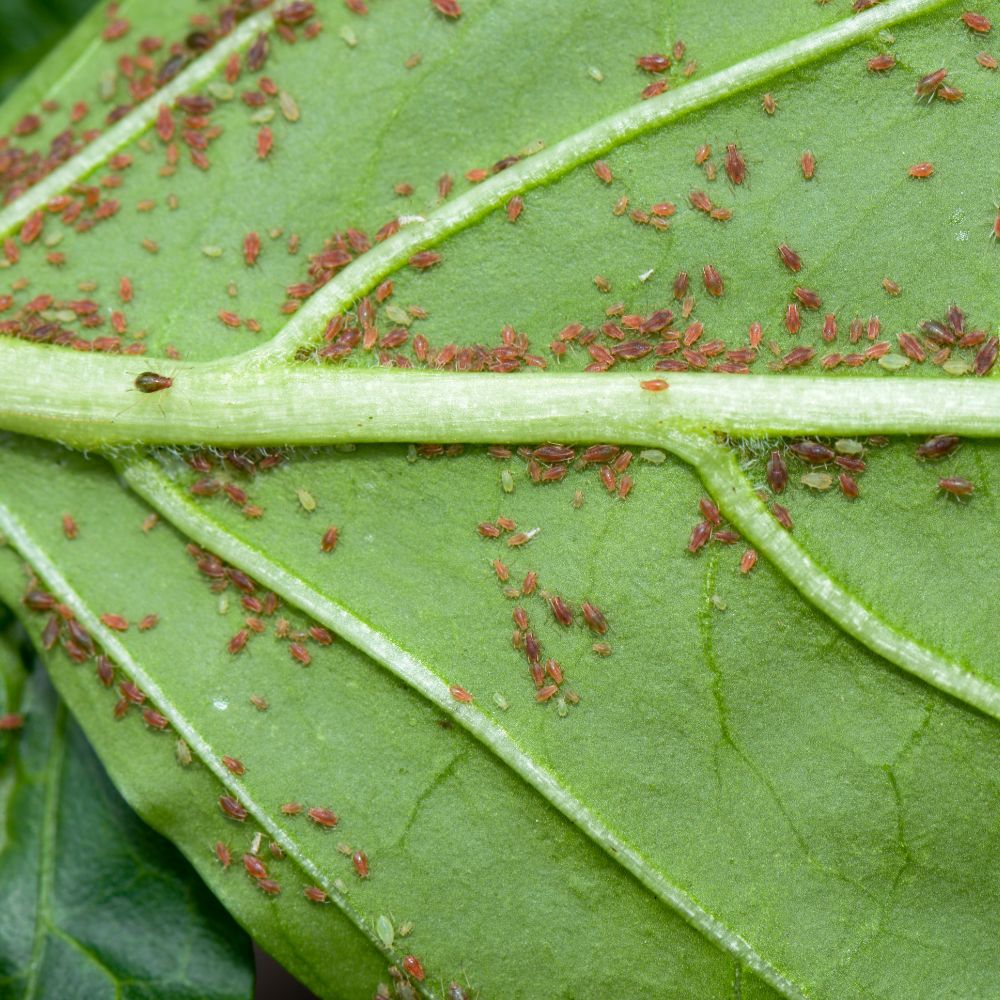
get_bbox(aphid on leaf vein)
[134,371,172,392]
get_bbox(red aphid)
[785,303,801,335]
[243,853,268,879]
[352,851,370,878]
[740,549,758,574]
[801,151,816,180]
[450,685,473,703]
[256,126,273,159]
[777,243,801,272]
[402,956,426,982]
[219,795,248,821]
[409,251,442,270]
[961,12,991,33]
[909,162,934,178]
[724,144,746,185]
[431,0,462,17]
[307,806,338,828]
[938,476,974,496]
[702,264,724,297]
[688,521,712,553]
[214,842,232,868]
[593,160,613,184]
[868,53,896,72]
[321,526,340,552]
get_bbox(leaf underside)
[1,1,999,998]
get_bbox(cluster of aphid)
[183,446,284,518]
[0,2,318,208]
[20,578,169,728]
[184,541,337,662]
[488,442,640,500]
[686,495,758,574]
[634,39,699,100]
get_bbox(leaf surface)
[1,0,1000,997]
[0,606,254,1000]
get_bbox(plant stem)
[2,341,1000,449]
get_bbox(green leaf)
[1,0,1000,997]
[0,615,254,1000]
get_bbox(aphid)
[523,632,541,664]
[973,336,998,376]
[919,319,955,345]
[492,559,509,583]
[694,143,712,165]
[838,473,860,499]
[882,277,902,297]
[281,802,302,815]
[766,451,788,493]
[450,685,473,703]
[636,53,671,73]
[867,53,896,72]
[938,476,974,496]
[289,643,311,666]
[304,886,328,903]
[581,602,608,634]
[243,853,268,879]
[961,12,992,33]
[688,521,712,553]
[641,80,669,99]
[690,190,713,213]
[777,243,802,273]
[0,712,24,731]
[506,196,524,223]
[673,271,689,300]
[221,755,245,776]
[909,162,934,179]
[762,92,777,115]
[250,694,269,712]
[702,264,724,297]
[307,806,339,828]
[214,842,232,868]
[432,0,462,17]
[100,613,129,631]
[937,84,964,102]
[257,879,281,896]
[640,379,669,392]
[134,371,172,393]
[785,303,801,335]
[219,795,248,822]
[408,251,442,270]
[740,549,758,574]
[976,51,998,70]
[772,503,793,531]
[789,441,835,465]
[916,435,960,459]
[897,332,925,362]
[593,160,613,184]
[402,956,426,982]
[256,126,273,159]
[296,488,317,512]
[800,150,815,180]
[548,596,573,627]
[228,630,249,655]
[62,514,78,540]
[321,526,340,552]
[536,684,559,703]
[724,144,746,185]
[349,850,370,878]
[914,68,948,97]
[243,231,261,266]
[793,287,822,310]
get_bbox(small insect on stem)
[640,379,669,391]
[134,371,173,392]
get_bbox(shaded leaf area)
[135,435,1000,1000]
[0,0,901,363]
[0,435,773,1000]
[0,0,98,102]
[0,612,254,1000]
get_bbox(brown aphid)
[867,53,896,72]
[351,851,370,878]
[432,0,462,17]
[506,196,524,223]
[548,595,573,627]
[307,806,338,828]
[915,68,948,97]
[61,514,78,540]
[673,271,689,300]
[522,570,538,595]
[581,602,608,635]
[801,150,816,180]
[909,162,934,179]
[937,84,964,102]
[280,802,302,816]
[593,160,613,184]
[257,879,281,896]
[249,694,269,712]
[961,12,992,33]
[882,277,902,297]
[785,303,801,335]
[535,684,559,703]
[939,476,974,496]
[839,473,860,499]
[402,955,426,982]
[492,559,509,583]
[450,685,473,703]
[789,441,835,464]
[973,336,999,376]
[303,886,328,903]
[141,513,159,534]
[321,526,340,552]
[724,144,746,185]
[916,435,960,460]
[641,80,669,99]
[772,503,793,531]
[690,190,713,213]
[897,332,925,362]
[228,630,249,655]
[523,632,541,665]
[777,243,802,272]
[762,92,777,115]
[41,615,60,651]
[221,755,245,776]
[640,378,669,392]
[592,642,612,657]
[289,643,311,666]
[214,842,232,868]
[694,143,712,165]
[408,250,442,271]
[243,853,268,879]
[134,371,172,393]
[702,264,724,297]
[740,549,758,574]
[636,53,672,73]
[243,231,261,266]
[219,795,248,822]
[688,521,712,553]
[976,51,998,70]
[767,451,788,493]
[100,613,129,632]
[793,287,822,310]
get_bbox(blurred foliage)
[0,0,100,100]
